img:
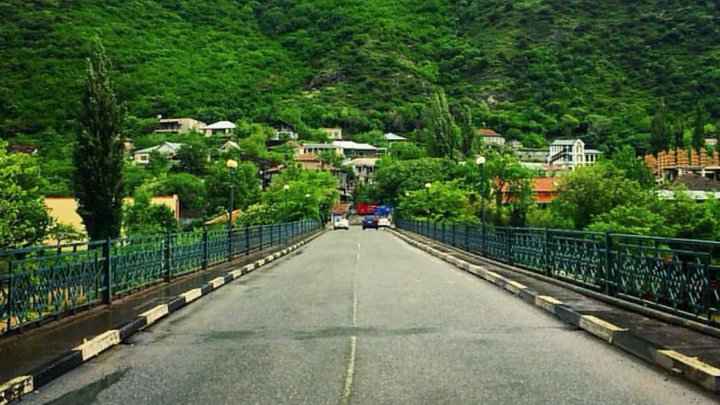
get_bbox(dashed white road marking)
[341,237,360,405]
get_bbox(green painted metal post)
[202,227,208,270]
[164,233,172,282]
[7,271,13,332]
[452,223,456,247]
[506,228,512,264]
[102,239,112,305]
[245,226,250,256]
[481,221,486,256]
[604,232,612,295]
[544,228,550,276]
[465,224,470,251]
[259,225,263,252]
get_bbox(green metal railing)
[0,219,321,334]
[396,218,720,325]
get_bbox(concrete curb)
[0,231,324,405]
[390,229,720,395]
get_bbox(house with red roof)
[477,128,505,147]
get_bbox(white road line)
[341,237,360,405]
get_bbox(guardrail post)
[102,239,112,305]
[543,228,550,276]
[506,228,513,263]
[7,272,14,332]
[228,229,235,261]
[164,233,172,282]
[451,223,456,247]
[202,227,208,270]
[245,226,250,256]
[604,232,612,295]
[259,225,264,251]
[481,221,486,256]
[464,224,470,251]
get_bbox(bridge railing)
[396,218,720,326]
[0,219,321,335]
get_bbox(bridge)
[1,223,720,403]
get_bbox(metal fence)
[0,219,321,334]
[396,218,720,325]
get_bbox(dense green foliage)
[0,140,50,248]
[123,186,180,236]
[3,0,720,151]
[73,38,125,240]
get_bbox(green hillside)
[2,0,720,149]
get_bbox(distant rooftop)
[384,133,407,141]
[204,121,236,130]
[477,128,503,137]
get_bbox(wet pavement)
[397,230,720,373]
[0,236,312,382]
[22,229,715,404]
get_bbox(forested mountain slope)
[2,0,719,149]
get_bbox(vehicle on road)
[362,215,378,230]
[378,217,391,228]
[333,218,350,230]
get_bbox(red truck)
[355,203,377,216]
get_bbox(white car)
[333,218,350,230]
[378,217,391,228]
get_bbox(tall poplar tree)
[649,103,671,154]
[74,38,125,240]
[424,89,459,158]
[691,111,705,151]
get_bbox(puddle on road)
[201,326,439,343]
[46,368,128,405]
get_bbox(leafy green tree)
[73,38,125,241]
[649,104,671,154]
[587,204,676,236]
[123,186,179,236]
[671,115,686,150]
[205,160,261,214]
[371,157,472,205]
[550,162,648,229]
[175,140,209,175]
[610,146,655,189]
[484,152,534,224]
[396,181,479,224]
[0,140,51,248]
[423,89,459,158]
[692,111,706,151]
[262,166,339,222]
[388,142,427,160]
[154,173,207,213]
[148,151,171,177]
[47,222,85,245]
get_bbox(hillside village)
[9,109,720,242]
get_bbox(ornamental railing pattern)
[396,218,720,326]
[0,219,321,334]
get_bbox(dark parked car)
[362,215,378,230]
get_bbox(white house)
[547,139,601,169]
[302,141,386,158]
[203,121,236,137]
[133,142,183,165]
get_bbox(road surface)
[28,228,713,404]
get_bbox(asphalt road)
[27,228,714,404]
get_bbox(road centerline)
[341,237,361,405]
